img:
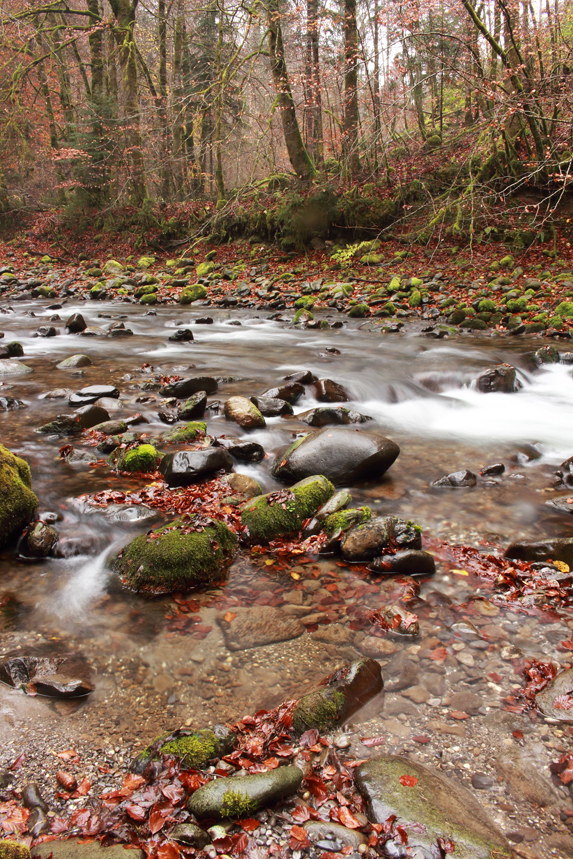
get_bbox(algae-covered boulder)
[116,444,159,473]
[162,421,206,443]
[196,261,214,278]
[103,259,123,274]
[355,756,511,859]
[0,445,38,549]
[112,514,237,593]
[323,506,372,538]
[224,396,266,429]
[137,256,156,269]
[132,725,237,773]
[241,475,334,541]
[292,659,383,734]
[187,765,303,821]
[180,284,208,304]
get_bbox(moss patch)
[160,728,236,768]
[221,789,256,819]
[180,283,208,304]
[117,444,159,473]
[0,444,38,549]
[162,421,207,443]
[292,689,345,734]
[241,474,334,542]
[323,506,372,537]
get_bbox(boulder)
[260,382,304,404]
[223,473,261,498]
[475,363,520,393]
[0,445,38,549]
[250,395,293,417]
[187,765,303,820]
[69,385,119,406]
[272,428,400,485]
[24,521,58,558]
[369,549,435,576]
[224,396,266,429]
[431,469,477,488]
[159,448,233,486]
[168,328,194,342]
[179,391,207,420]
[56,354,91,369]
[74,404,110,430]
[112,514,237,593]
[116,444,159,473]
[160,376,218,398]
[292,659,383,734]
[180,284,208,304]
[505,537,573,566]
[0,396,24,411]
[0,342,24,358]
[323,507,372,538]
[283,369,317,385]
[65,313,87,333]
[299,406,371,427]
[214,436,264,462]
[91,419,128,435]
[340,515,421,561]
[0,359,33,376]
[218,606,305,650]
[534,344,560,365]
[241,474,334,541]
[162,421,207,443]
[355,756,511,859]
[310,379,351,402]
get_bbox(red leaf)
[157,844,180,859]
[125,805,147,821]
[290,825,309,842]
[72,778,91,797]
[338,807,361,829]
[360,736,385,747]
[237,818,261,832]
[8,754,25,771]
[437,836,456,853]
[399,775,419,787]
[121,773,146,795]
[161,783,185,804]
[50,817,69,834]
[149,807,166,834]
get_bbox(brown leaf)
[56,771,77,792]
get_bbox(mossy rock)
[196,261,214,278]
[140,293,158,305]
[293,308,313,325]
[188,766,303,821]
[506,297,528,313]
[423,134,442,150]
[180,284,208,304]
[388,276,401,291]
[448,309,467,325]
[155,726,237,769]
[134,284,158,298]
[89,285,106,299]
[137,256,156,269]
[103,259,123,274]
[116,444,159,473]
[112,514,237,593]
[547,316,564,329]
[460,318,488,330]
[555,301,573,318]
[241,475,334,542]
[36,285,56,298]
[323,506,372,537]
[478,298,497,312]
[162,421,207,443]
[0,444,38,549]
[499,254,515,269]
[524,322,547,333]
[294,295,314,309]
[408,289,422,308]
[348,303,370,318]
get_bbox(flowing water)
[1,299,573,847]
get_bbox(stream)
[1,298,573,853]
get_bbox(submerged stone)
[112,514,237,593]
[187,765,303,820]
[341,515,422,561]
[355,755,511,859]
[536,667,573,722]
[132,725,237,774]
[505,537,573,566]
[219,606,304,650]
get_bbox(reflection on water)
[1,298,573,754]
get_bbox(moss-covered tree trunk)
[267,0,316,181]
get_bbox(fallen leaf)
[224,611,237,623]
[237,818,261,832]
[338,806,361,829]
[449,710,470,720]
[360,737,385,747]
[399,775,419,787]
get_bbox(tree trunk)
[305,0,323,167]
[343,0,360,173]
[158,0,171,198]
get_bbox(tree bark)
[343,0,360,173]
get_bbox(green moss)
[555,301,573,318]
[323,506,372,537]
[548,316,564,329]
[117,444,158,473]
[112,515,238,593]
[36,285,56,298]
[162,421,207,443]
[0,842,30,859]
[137,256,156,268]
[408,289,422,308]
[0,445,38,549]
[506,297,528,313]
[221,789,256,819]
[478,298,496,312]
[160,730,219,767]
[460,318,488,330]
[196,261,214,278]
[140,292,157,305]
[388,276,401,291]
[241,474,334,542]
[348,303,370,318]
[499,254,515,268]
[292,689,345,734]
[134,284,158,298]
[180,283,208,304]
[448,308,467,325]
[294,295,314,309]
[293,308,314,324]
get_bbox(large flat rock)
[218,606,304,650]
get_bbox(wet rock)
[310,378,351,402]
[356,755,511,859]
[22,782,48,812]
[36,326,58,338]
[471,773,494,790]
[341,516,422,561]
[187,765,303,820]
[292,658,383,734]
[304,821,367,850]
[475,363,520,393]
[91,419,128,435]
[545,496,573,515]
[383,604,420,635]
[160,448,233,486]
[323,506,372,540]
[358,636,400,658]
[218,606,305,650]
[169,328,194,341]
[223,473,261,498]
[160,375,218,398]
[241,474,334,541]
[449,691,483,715]
[61,447,98,465]
[102,504,155,522]
[298,406,371,427]
[112,514,237,593]
[214,436,264,462]
[250,395,293,416]
[0,396,25,411]
[495,751,557,807]
[224,396,266,429]
[0,359,33,376]
[32,839,143,858]
[74,404,110,429]
[555,455,573,488]
[534,344,560,365]
[260,382,305,404]
[116,444,159,473]
[505,536,573,566]
[315,489,352,519]
[0,342,24,358]
[0,445,38,549]
[369,549,435,576]
[56,354,92,369]
[536,666,573,722]
[272,428,400,485]
[171,823,210,848]
[28,806,49,837]
[195,317,213,324]
[69,385,119,406]
[432,469,477,488]
[162,420,207,443]
[0,656,93,698]
[38,415,81,435]
[65,313,87,333]
[24,521,58,558]
[283,369,317,384]
[133,725,237,773]
[481,462,505,476]
[179,391,207,420]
